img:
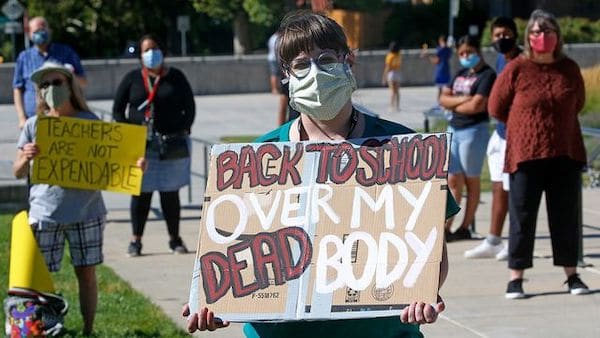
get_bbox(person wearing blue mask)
[12,16,86,130]
[113,34,196,257]
[182,11,460,338]
[439,35,496,242]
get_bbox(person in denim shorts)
[13,62,107,335]
[439,35,496,242]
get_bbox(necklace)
[297,107,359,141]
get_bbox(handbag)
[158,133,190,160]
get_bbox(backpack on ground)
[3,287,68,337]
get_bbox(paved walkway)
[1,87,599,337]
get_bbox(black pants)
[131,191,181,239]
[508,157,582,270]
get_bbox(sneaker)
[169,237,189,254]
[446,227,472,242]
[464,239,503,259]
[495,245,508,261]
[505,278,526,299]
[127,240,142,257]
[565,274,590,295]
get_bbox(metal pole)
[11,31,16,61]
[181,30,187,56]
[23,10,29,49]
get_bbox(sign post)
[2,0,24,59]
[177,15,190,56]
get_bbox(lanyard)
[138,67,161,120]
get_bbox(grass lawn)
[219,135,258,143]
[0,214,188,337]
[425,119,493,192]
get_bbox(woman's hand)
[22,143,40,160]
[136,157,147,172]
[400,295,445,325]
[182,303,230,333]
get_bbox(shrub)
[580,65,600,128]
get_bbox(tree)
[191,0,295,55]
[26,0,197,58]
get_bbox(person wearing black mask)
[491,17,522,72]
[464,17,521,260]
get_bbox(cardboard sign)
[32,116,146,195]
[189,133,450,322]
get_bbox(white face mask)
[288,61,357,121]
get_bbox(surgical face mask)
[32,30,49,46]
[41,84,71,109]
[529,33,557,54]
[493,37,516,54]
[288,60,357,121]
[459,53,481,69]
[142,49,163,69]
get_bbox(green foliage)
[383,0,486,48]
[191,0,287,53]
[0,214,188,337]
[192,0,243,22]
[481,17,600,46]
[581,65,600,128]
[192,0,284,26]
[1,40,14,61]
[26,0,233,57]
[243,0,285,26]
[559,17,600,43]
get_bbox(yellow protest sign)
[32,116,146,195]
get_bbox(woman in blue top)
[183,11,459,338]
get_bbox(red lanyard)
[141,67,161,120]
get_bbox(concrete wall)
[1,43,599,104]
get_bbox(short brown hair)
[277,11,350,67]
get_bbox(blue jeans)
[448,122,490,177]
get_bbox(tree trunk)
[233,11,251,55]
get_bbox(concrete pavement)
[1,87,599,337]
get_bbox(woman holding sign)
[183,11,459,338]
[13,61,107,335]
[113,34,196,257]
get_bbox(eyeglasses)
[284,51,344,79]
[529,28,555,37]
[39,79,65,89]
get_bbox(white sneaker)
[496,245,508,261]
[464,239,504,259]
